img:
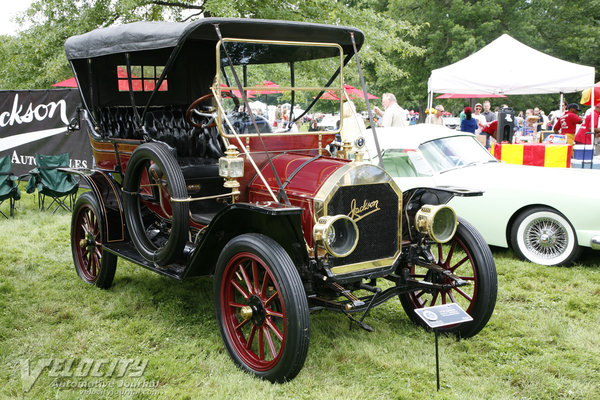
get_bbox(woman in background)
[460,106,478,134]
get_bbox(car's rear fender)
[62,168,126,244]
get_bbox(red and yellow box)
[491,143,572,168]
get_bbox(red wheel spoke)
[265,318,284,341]
[94,246,102,260]
[449,255,469,272]
[264,291,279,307]
[238,264,254,295]
[454,287,473,302]
[231,280,250,300]
[246,325,257,350]
[92,254,99,276]
[260,272,270,298]
[430,291,439,306]
[445,241,457,265]
[258,327,265,360]
[266,309,284,319]
[436,243,444,263]
[234,317,251,331]
[263,326,277,359]
[252,261,260,295]
[448,290,457,303]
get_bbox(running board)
[103,242,186,280]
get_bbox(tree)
[388,0,600,115]
[0,0,423,94]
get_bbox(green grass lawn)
[1,190,599,399]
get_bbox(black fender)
[402,186,483,243]
[184,203,308,278]
[62,168,126,244]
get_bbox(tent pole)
[559,93,564,117]
[427,91,433,124]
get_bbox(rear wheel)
[511,207,580,266]
[71,192,117,289]
[214,234,310,382]
[399,218,497,338]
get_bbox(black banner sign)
[0,89,92,177]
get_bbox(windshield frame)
[215,37,345,138]
[417,135,498,174]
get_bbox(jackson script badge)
[347,198,381,222]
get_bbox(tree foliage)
[388,0,600,114]
[0,0,421,94]
[0,0,598,117]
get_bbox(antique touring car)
[64,18,497,382]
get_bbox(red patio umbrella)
[343,84,379,100]
[52,77,78,88]
[220,84,255,98]
[315,91,340,100]
[248,80,284,95]
[436,93,507,99]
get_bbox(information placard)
[414,303,473,329]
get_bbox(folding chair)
[25,153,79,213]
[0,155,21,218]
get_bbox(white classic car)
[364,124,600,266]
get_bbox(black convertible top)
[64,18,364,60]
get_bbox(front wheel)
[214,234,310,382]
[511,207,580,266]
[399,218,497,338]
[71,192,117,289]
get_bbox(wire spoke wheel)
[399,218,497,338]
[512,207,579,266]
[214,234,309,382]
[71,192,116,288]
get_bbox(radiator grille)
[326,183,399,267]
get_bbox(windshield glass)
[216,39,346,137]
[418,136,497,174]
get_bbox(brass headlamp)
[415,204,457,243]
[313,215,359,258]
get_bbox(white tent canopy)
[428,34,595,96]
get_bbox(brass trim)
[214,37,344,139]
[330,256,398,275]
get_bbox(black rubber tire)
[510,206,581,266]
[122,142,189,266]
[214,233,310,383]
[399,218,497,338]
[71,192,117,289]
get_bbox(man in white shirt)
[373,93,408,127]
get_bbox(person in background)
[533,107,544,132]
[460,107,478,134]
[373,93,408,127]
[574,104,600,145]
[549,102,567,128]
[482,100,496,123]
[430,104,445,125]
[481,120,498,147]
[459,105,468,122]
[553,103,582,144]
[473,103,486,133]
